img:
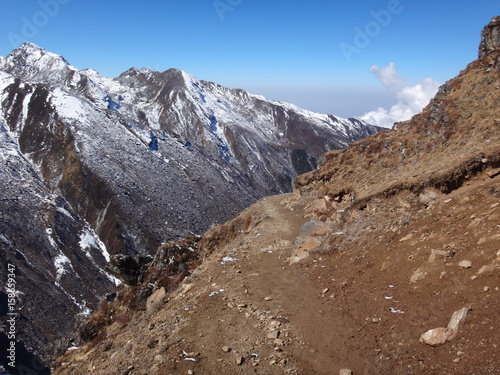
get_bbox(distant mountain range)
[0,42,381,372]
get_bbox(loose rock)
[420,307,471,346]
[458,260,472,269]
[267,330,280,339]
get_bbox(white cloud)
[362,63,441,128]
[369,62,405,93]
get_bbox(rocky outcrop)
[479,16,500,57]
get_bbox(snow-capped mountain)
[0,42,381,370]
[0,42,381,255]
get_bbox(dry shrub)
[79,301,114,343]
[115,309,134,328]
[242,214,253,232]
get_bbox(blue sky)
[0,0,498,121]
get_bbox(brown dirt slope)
[54,17,500,375]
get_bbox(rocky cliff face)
[0,107,116,373]
[54,17,499,375]
[0,44,380,373]
[479,15,500,58]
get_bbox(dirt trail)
[56,171,500,375]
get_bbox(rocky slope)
[54,17,499,375]
[0,44,380,373]
[0,115,116,374]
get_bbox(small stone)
[322,288,329,294]
[453,357,461,363]
[444,198,452,204]
[399,233,414,242]
[222,346,231,353]
[274,338,284,346]
[188,370,194,375]
[340,369,354,375]
[484,286,490,292]
[458,260,472,269]
[235,355,244,365]
[420,327,450,346]
[267,330,280,339]
[372,317,381,323]
[487,168,500,178]
[275,316,290,324]
[429,249,452,262]
[264,296,273,301]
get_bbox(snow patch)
[46,228,58,249]
[53,252,73,281]
[56,206,74,219]
[79,228,111,262]
[51,89,85,120]
[221,256,238,264]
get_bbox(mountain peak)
[14,41,46,53]
[1,42,76,86]
[119,67,154,78]
[8,41,69,64]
